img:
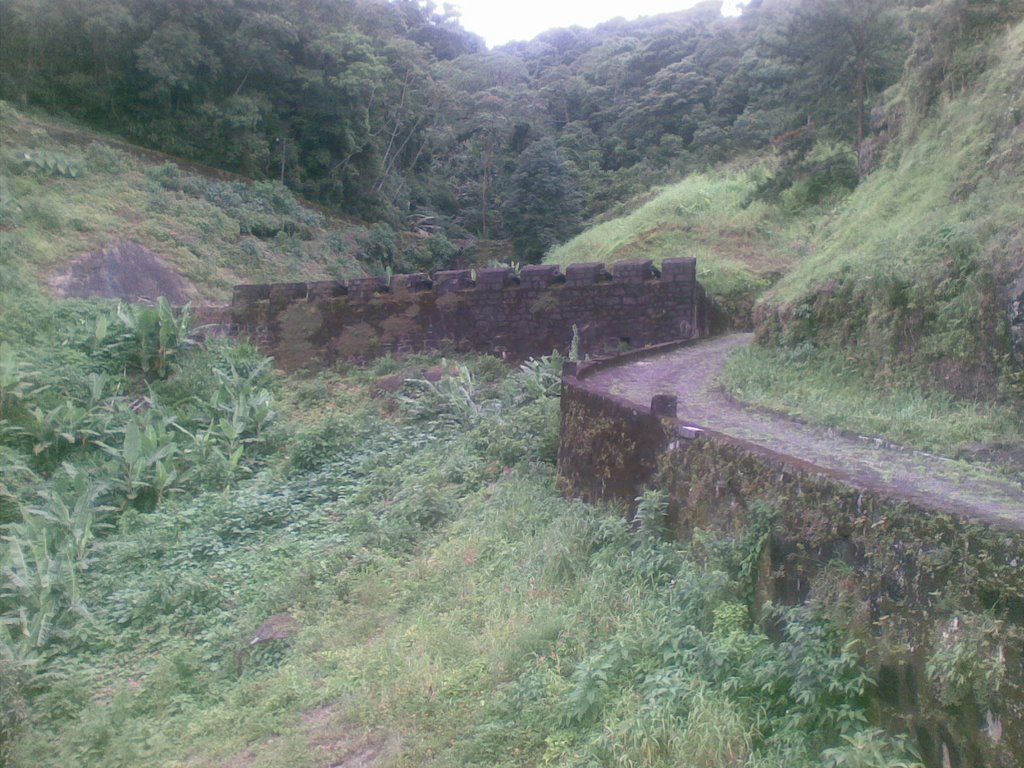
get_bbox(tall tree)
[502,138,583,262]
[769,0,907,173]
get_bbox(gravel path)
[582,334,1024,529]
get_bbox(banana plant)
[96,412,180,510]
[21,399,108,467]
[110,297,194,378]
[209,356,276,436]
[400,360,487,425]
[176,356,276,489]
[0,477,109,660]
[518,351,564,400]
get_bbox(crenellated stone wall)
[212,258,711,371]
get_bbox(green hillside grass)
[545,21,1024,457]
[717,20,1024,458]
[721,344,1023,459]
[756,20,1024,399]
[545,170,816,324]
[0,103,370,304]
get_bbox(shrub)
[926,612,1011,712]
[91,298,194,379]
[356,223,398,272]
[144,162,181,190]
[21,150,84,179]
[402,232,459,273]
[755,140,859,212]
[84,143,132,174]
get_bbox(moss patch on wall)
[657,436,1024,768]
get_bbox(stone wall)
[218,259,708,371]
[557,354,1024,768]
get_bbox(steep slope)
[544,170,815,325]
[0,104,373,306]
[757,18,1024,402]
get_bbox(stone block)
[678,425,703,440]
[519,264,563,288]
[433,269,474,294]
[661,257,697,282]
[651,394,677,418]
[269,282,309,303]
[565,262,610,286]
[307,280,347,300]
[232,284,272,304]
[346,277,388,296]
[475,267,518,290]
[391,273,432,293]
[611,259,655,283]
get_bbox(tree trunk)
[855,53,867,178]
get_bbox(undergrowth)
[1,301,924,767]
[0,102,373,301]
[721,343,1024,458]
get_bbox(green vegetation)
[547,170,815,323]
[0,0,917,260]
[2,1,1023,764]
[502,138,585,262]
[722,344,1024,457]
[1,298,924,766]
[0,104,370,300]
[755,16,1024,400]
[0,104,469,302]
[540,11,1024,442]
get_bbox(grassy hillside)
[755,19,1024,402]
[0,103,376,305]
[545,170,816,325]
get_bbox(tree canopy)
[2,0,1018,255]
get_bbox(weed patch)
[721,343,1023,458]
[0,307,921,766]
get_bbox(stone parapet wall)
[223,258,708,371]
[556,356,1024,768]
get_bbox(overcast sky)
[451,1,743,48]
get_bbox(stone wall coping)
[569,337,703,382]
[230,259,696,306]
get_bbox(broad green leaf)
[123,420,142,464]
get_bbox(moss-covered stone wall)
[556,362,1024,768]
[224,259,708,371]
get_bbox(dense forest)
[8,0,1016,261]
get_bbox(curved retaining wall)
[216,258,712,371]
[557,352,1024,768]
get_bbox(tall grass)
[721,344,1024,456]
[4,337,922,767]
[545,170,817,322]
